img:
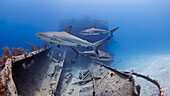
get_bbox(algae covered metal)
[0,47,67,96]
[57,61,139,96]
[0,47,164,96]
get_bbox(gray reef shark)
[70,47,113,61]
[35,26,112,54]
[79,25,119,36]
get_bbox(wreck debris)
[33,48,66,96]
[58,60,164,96]
[58,61,139,96]
[93,61,164,96]
[0,59,18,96]
[0,42,51,69]
[124,71,164,96]
[0,45,52,96]
[0,45,165,96]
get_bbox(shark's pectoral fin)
[55,44,60,48]
[95,49,99,54]
[110,26,119,36]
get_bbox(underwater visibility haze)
[0,0,170,55]
[0,0,170,96]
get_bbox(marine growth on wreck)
[1,1,170,96]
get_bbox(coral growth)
[0,41,51,95]
[12,47,26,56]
[0,77,7,96]
[42,42,51,49]
[25,41,37,51]
[0,47,12,67]
[0,41,51,67]
[0,61,11,96]
[25,41,48,50]
[2,47,12,58]
[35,44,40,49]
[0,46,27,67]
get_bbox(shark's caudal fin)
[110,27,119,36]
[70,47,80,59]
[92,36,112,54]
[64,26,72,34]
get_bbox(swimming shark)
[35,26,112,54]
[79,25,119,36]
[70,47,113,61]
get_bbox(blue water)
[1,0,170,58]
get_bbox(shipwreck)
[0,46,164,96]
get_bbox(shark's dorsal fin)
[93,25,96,28]
[64,26,72,34]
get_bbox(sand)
[111,55,170,96]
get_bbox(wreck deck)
[58,61,139,96]
[0,47,67,96]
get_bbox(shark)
[35,26,112,54]
[79,25,119,36]
[70,47,113,61]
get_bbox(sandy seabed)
[112,55,170,96]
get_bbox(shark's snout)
[35,33,47,38]
[79,31,84,34]
[110,56,114,60]
[35,33,40,37]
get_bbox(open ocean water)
[0,0,170,95]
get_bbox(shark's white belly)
[53,32,93,47]
[83,31,110,35]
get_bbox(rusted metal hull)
[0,47,67,96]
[58,61,139,96]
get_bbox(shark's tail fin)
[92,36,112,54]
[70,47,80,59]
[110,27,119,36]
